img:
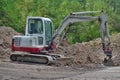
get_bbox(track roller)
[10,54,17,61]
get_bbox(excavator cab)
[11,17,54,54]
[26,17,53,45]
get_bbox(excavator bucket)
[103,58,114,66]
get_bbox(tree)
[0,0,119,43]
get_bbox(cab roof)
[27,16,51,21]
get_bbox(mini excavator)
[10,11,112,64]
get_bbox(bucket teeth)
[103,57,114,66]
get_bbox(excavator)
[10,11,112,64]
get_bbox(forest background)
[0,0,119,44]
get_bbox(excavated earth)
[0,27,21,60]
[55,41,103,67]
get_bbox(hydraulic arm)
[52,11,112,62]
[99,11,112,62]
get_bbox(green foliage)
[0,0,120,44]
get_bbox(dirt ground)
[0,59,105,80]
[0,27,20,59]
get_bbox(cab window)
[28,19,43,34]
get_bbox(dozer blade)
[44,53,73,66]
[51,54,73,66]
[10,53,55,64]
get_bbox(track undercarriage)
[10,53,56,64]
[10,52,68,65]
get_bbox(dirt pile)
[110,33,120,66]
[56,41,103,66]
[0,27,20,59]
[56,33,120,66]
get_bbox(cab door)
[44,21,53,45]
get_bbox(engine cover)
[11,36,45,53]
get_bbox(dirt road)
[0,60,100,80]
[85,67,120,80]
[64,67,120,80]
[0,60,85,80]
[0,60,119,80]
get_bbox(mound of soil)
[56,41,103,66]
[0,27,20,59]
[56,33,120,66]
[110,33,120,66]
